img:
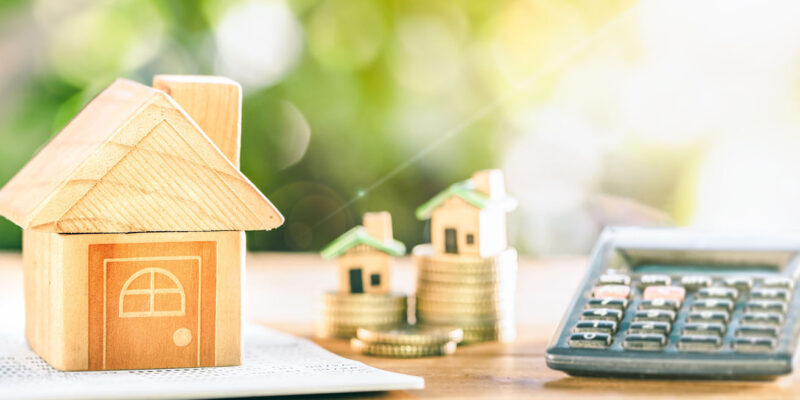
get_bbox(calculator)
[545,227,800,378]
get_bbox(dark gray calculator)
[546,227,800,378]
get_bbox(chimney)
[153,75,242,168]
[472,169,505,199]
[363,211,393,242]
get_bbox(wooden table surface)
[1,252,798,399]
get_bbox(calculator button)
[741,312,784,326]
[677,335,721,351]
[745,300,787,314]
[723,276,753,291]
[639,299,681,311]
[568,332,612,348]
[573,320,617,334]
[640,275,671,287]
[592,285,630,300]
[680,275,712,289]
[736,325,780,338]
[643,286,686,303]
[761,277,793,289]
[750,288,791,302]
[623,333,666,351]
[691,299,734,313]
[682,322,725,337]
[634,309,676,323]
[629,321,671,335]
[586,298,628,311]
[687,311,729,324]
[696,287,738,300]
[733,337,776,353]
[581,308,623,322]
[598,274,631,286]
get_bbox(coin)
[320,291,408,306]
[350,338,457,358]
[413,245,518,345]
[318,313,407,326]
[315,292,410,339]
[418,272,517,285]
[356,325,463,346]
[413,245,518,273]
[317,307,407,318]
[415,298,514,313]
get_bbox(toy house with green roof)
[321,212,405,294]
[416,170,517,258]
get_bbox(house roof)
[415,179,517,220]
[0,79,284,233]
[320,226,406,259]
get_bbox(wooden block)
[152,75,242,168]
[0,79,282,233]
[22,230,243,371]
[362,211,393,242]
[337,247,391,294]
[430,196,490,257]
[419,170,515,258]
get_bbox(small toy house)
[321,212,405,294]
[0,76,284,371]
[416,170,517,258]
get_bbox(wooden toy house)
[321,212,405,294]
[0,76,284,371]
[416,170,517,258]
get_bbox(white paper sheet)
[0,324,424,399]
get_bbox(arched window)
[119,267,186,318]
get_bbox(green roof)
[415,179,517,220]
[320,226,406,259]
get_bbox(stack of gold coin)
[351,325,463,358]
[413,244,517,344]
[315,291,408,339]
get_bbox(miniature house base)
[23,230,244,371]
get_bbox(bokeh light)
[3,0,800,255]
[214,0,303,88]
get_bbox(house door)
[88,241,217,370]
[349,268,364,293]
[445,228,459,254]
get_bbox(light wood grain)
[337,247,391,294]
[427,170,511,258]
[22,231,243,371]
[0,78,283,233]
[153,75,241,168]
[2,252,798,397]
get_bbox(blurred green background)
[3,0,800,254]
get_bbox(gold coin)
[417,262,517,275]
[417,276,517,293]
[415,296,514,309]
[316,304,408,316]
[350,338,457,358]
[414,289,513,304]
[317,313,408,326]
[415,283,514,297]
[416,322,516,344]
[416,310,514,324]
[356,325,463,346]
[320,292,408,306]
[415,298,514,313]
[417,270,517,285]
[413,245,518,273]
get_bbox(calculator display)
[633,264,779,276]
[546,228,800,378]
[610,248,796,276]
